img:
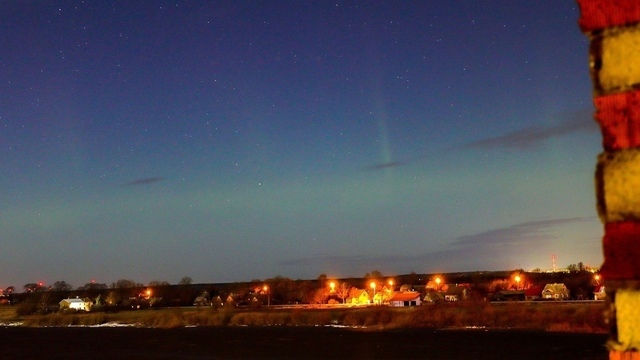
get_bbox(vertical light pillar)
[578,1,640,358]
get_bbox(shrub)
[15,303,37,316]
[145,310,184,328]
[290,309,308,326]
[375,308,393,325]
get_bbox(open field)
[0,326,608,359]
[2,301,607,333]
[0,307,15,323]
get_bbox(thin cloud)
[457,109,597,150]
[123,177,164,186]
[451,217,593,248]
[363,161,405,171]
[279,217,596,272]
[280,254,369,267]
[363,110,597,171]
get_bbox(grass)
[0,306,18,322]
[0,301,607,333]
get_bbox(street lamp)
[435,276,442,290]
[263,285,270,306]
[370,281,377,304]
[388,279,394,290]
[330,281,336,292]
[515,275,522,290]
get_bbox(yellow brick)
[616,289,640,350]
[597,149,640,223]
[599,25,640,93]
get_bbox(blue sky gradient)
[1,1,602,288]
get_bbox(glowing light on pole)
[370,281,377,304]
[263,285,270,306]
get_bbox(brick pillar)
[578,1,640,358]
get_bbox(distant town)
[0,262,603,314]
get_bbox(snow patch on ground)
[69,322,139,328]
[324,324,366,329]
[0,322,23,327]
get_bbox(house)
[59,298,92,311]
[444,285,469,302]
[492,290,525,301]
[423,290,445,304]
[210,295,223,308]
[594,285,606,300]
[389,292,422,307]
[542,283,570,300]
[525,286,544,301]
[225,295,235,306]
[193,291,210,306]
[348,289,371,305]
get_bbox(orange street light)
[514,275,522,290]
[263,285,270,306]
[434,276,442,290]
[330,281,336,292]
[370,281,377,304]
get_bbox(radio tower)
[552,254,557,272]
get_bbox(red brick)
[602,221,640,280]
[578,0,640,32]
[595,90,640,151]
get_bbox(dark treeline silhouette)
[4,269,601,315]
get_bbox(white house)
[444,285,469,302]
[542,283,570,300]
[389,292,422,307]
[59,298,92,311]
[594,285,606,300]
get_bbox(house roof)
[60,298,87,304]
[445,285,467,296]
[389,292,421,302]
[352,289,369,297]
[424,290,445,300]
[496,290,524,296]
[543,283,567,293]
[525,286,543,296]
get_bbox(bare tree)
[178,276,193,285]
[23,283,43,293]
[311,288,329,304]
[78,282,107,290]
[111,279,138,288]
[317,273,327,286]
[52,281,73,292]
[336,282,351,304]
[365,270,384,281]
[148,280,170,286]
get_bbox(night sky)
[1,1,602,289]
